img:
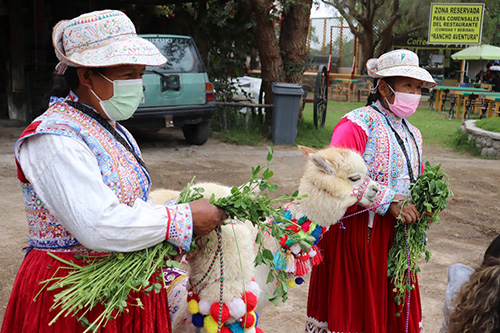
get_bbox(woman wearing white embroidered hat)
[2,10,226,333]
[306,49,436,333]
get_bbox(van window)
[144,37,202,73]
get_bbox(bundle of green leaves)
[39,147,304,332]
[387,162,453,312]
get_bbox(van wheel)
[182,121,211,145]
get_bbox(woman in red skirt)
[306,49,436,333]
[2,9,225,333]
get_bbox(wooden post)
[459,60,466,84]
[321,18,327,55]
[338,17,343,69]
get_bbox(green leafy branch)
[387,162,453,313]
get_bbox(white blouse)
[18,133,192,252]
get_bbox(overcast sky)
[310,2,340,18]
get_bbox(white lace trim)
[344,113,369,137]
[305,316,364,333]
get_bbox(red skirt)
[1,249,171,333]
[306,210,422,333]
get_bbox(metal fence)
[307,17,358,70]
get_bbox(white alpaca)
[152,146,379,332]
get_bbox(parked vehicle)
[121,34,216,145]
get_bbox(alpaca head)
[296,146,379,226]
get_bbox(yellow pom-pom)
[204,315,219,333]
[187,299,199,314]
[288,279,296,288]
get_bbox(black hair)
[41,67,104,108]
[483,234,500,265]
[366,76,400,106]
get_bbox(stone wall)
[461,120,500,158]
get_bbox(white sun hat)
[366,49,436,89]
[52,9,167,74]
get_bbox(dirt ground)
[1,125,499,332]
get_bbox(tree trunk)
[358,28,375,75]
[248,0,283,133]
[279,0,313,83]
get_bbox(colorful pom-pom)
[290,244,301,255]
[295,277,305,285]
[226,321,244,333]
[221,325,232,333]
[287,279,296,288]
[228,297,247,319]
[309,249,317,258]
[279,235,288,247]
[241,311,256,328]
[187,299,199,314]
[285,238,295,247]
[284,210,292,220]
[255,327,264,333]
[311,225,323,239]
[297,216,308,225]
[301,220,312,232]
[192,313,205,327]
[242,291,258,312]
[204,315,219,333]
[199,299,212,315]
[245,328,257,333]
[187,290,200,302]
[307,222,317,235]
[210,302,230,323]
[247,280,262,299]
[301,252,310,261]
[273,250,287,270]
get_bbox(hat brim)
[53,21,167,68]
[367,58,436,89]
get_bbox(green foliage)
[475,117,500,133]
[387,162,453,311]
[449,128,482,157]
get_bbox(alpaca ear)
[309,153,337,175]
[299,145,317,157]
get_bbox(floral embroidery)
[165,203,193,251]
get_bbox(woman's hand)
[388,194,420,224]
[189,199,228,236]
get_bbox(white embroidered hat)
[366,49,436,88]
[52,9,167,73]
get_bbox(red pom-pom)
[241,312,256,328]
[286,223,300,233]
[256,327,264,333]
[279,235,288,247]
[301,220,312,233]
[210,302,230,323]
[242,291,258,312]
[295,260,309,276]
[300,252,310,261]
[310,246,323,266]
[220,326,232,333]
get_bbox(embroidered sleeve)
[165,203,193,251]
[369,184,396,215]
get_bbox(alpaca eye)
[349,175,361,182]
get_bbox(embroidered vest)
[15,102,151,249]
[344,101,422,214]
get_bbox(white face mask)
[90,73,143,121]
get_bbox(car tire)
[182,121,211,145]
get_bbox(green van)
[122,34,216,145]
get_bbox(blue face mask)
[91,73,143,121]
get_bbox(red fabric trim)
[165,206,172,240]
[15,121,42,183]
